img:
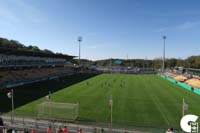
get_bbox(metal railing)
[0,112,184,133]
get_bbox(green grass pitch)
[15,74,200,129]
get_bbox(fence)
[166,77,177,84]
[177,81,192,91]
[194,88,200,95]
[0,114,184,133]
[1,96,185,133]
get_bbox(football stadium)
[1,1,200,133]
[1,37,200,133]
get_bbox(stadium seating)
[164,72,178,78]
[0,54,67,67]
[173,75,187,82]
[185,78,200,88]
[161,72,200,96]
[0,67,75,87]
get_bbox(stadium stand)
[96,66,155,74]
[0,38,80,89]
[163,71,200,90]
[0,67,75,84]
[0,53,72,68]
[164,72,178,78]
[185,78,200,88]
[0,38,75,68]
[173,75,188,82]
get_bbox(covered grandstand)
[0,38,80,88]
[0,47,75,68]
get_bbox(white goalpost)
[37,102,79,121]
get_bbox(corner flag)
[46,91,51,101]
[109,95,113,107]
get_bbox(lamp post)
[78,36,82,66]
[162,36,166,73]
[7,89,14,123]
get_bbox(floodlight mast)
[162,36,166,73]
[78,36,82,66]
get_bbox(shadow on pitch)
[0,73,98,113]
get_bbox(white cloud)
[0,7,20,23]
[85,32,97,37]
[87,45,98,49]
[0,0,43,24]
[154,21,200,33]
[85,41,111,50]
[176,21,200,30]
[154,27,168,33]
[14,0,43,23]
[86,44,105,49]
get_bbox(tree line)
[0,37,74,59]
[79,57,200,69]
[1,37,200,68]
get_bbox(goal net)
[37,102,79,121]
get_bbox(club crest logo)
[180,114,198,133]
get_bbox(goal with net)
[37,102,79,121]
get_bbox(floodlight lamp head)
[78,36,82,42]
[7,92,12,98]
[163,36,166,40]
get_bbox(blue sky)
[0,0,200,60]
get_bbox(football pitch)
[15,74,200,129]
